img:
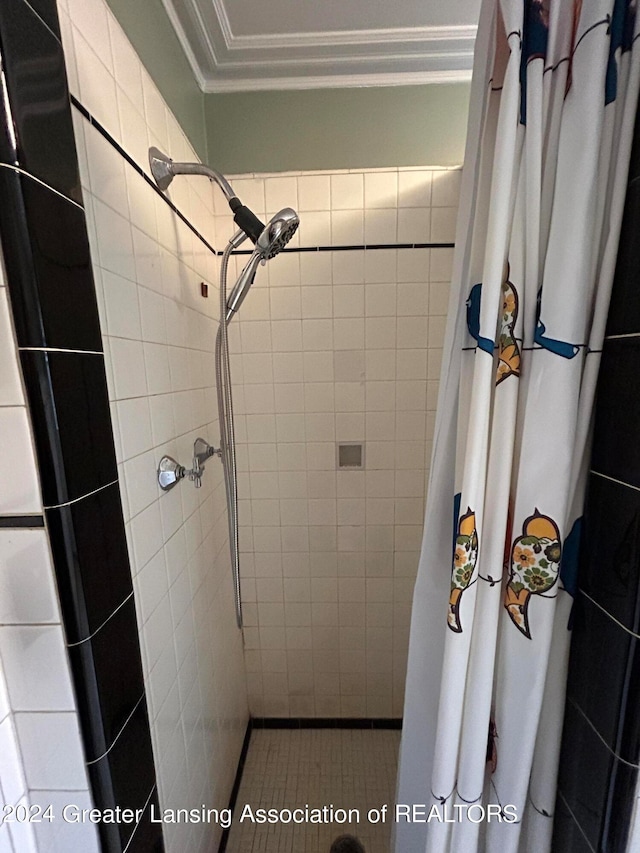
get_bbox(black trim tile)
[592,338,640,488]
[0,170,101,351]
[566,593,640,765]
[606,179,640,336]
[0,515,44,528]
[45,481,132,644]
[124,789,164,853]
[23,0,61,38]
[88,700,158,851]
[218,721,252,853]
[68,596,144,762]
[250,716,403,729]
[628,97,640,185]
[552,793,596,853]
[601,750,639,853]
[0,0,79,202]
[579,473,640,634]
[20,350,117,507]
[555,700,637,852]
[0,6,162,850]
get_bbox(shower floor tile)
[225,728,400,853]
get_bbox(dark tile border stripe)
[251,717,403,730]
[70,95,218,258]
[0,515,45,528]
[230,243,455,256]
[217,720,253,853]
[70,96,455,261]
[217,717,402,853]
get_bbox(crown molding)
[163,0,477,93]
[160,0,208,89]
[226,24,477,52]
[203,69,473,94]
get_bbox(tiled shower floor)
[225,728,400,853]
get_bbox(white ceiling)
[162,0,481,93]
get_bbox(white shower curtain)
[395,1,640,852]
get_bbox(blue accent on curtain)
[606,0,637,104]
[466,283,496,354]
[520,0,550,124]
[535,290,580,358]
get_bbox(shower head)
[149,147,299,255]
[255,207,299,259]
[226,208,300,321]
[148,147,300,319]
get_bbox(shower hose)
[215,242,242,628]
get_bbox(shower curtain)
[395,1,640,852]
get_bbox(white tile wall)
[0,256,97,851]
[225,166,458,717]
[60,2,249,851]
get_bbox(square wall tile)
[0,408,41,514]
[0,530,59,624]
[0,290,23,406]
[0,626,75,712]
[14,712,87,790]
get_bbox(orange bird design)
[504,510,562,639]
[448,508,478,633]
[496,269,521,386]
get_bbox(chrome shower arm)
[149,146,236,201]
[165,161,236,202]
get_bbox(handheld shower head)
[225,208,300,321]
[148,147,300,319]
[256,208,299,259]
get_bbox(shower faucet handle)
[193,437,219,469]
[157,438,221,491]
[157,456,186,491]
[190,438,221,488]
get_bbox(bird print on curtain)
[504,511,562,639]
[395,0,640,852]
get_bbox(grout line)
[19,346,103,355]
[590,470,640,493]
[568,696,640,769]
[0,162,83,212]
[66,591,134,648]
[604,330,640,340]
[122,785,157,853]
[20,0,62,45]
[556,790,597,852]
[579,589,640,641]
[85,691,145,766]
[44,479,119,511]
[29,787,91,793]
[604,332,640,340]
